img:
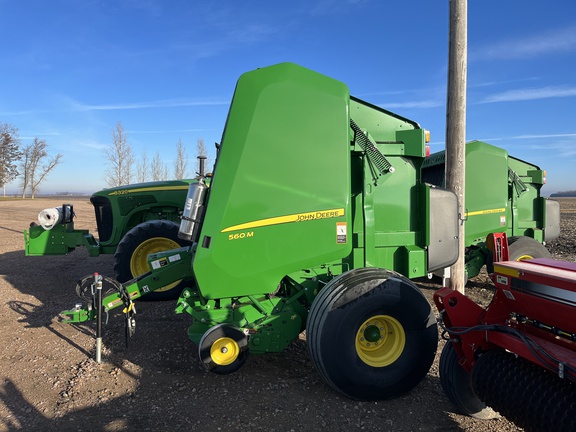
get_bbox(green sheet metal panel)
[348,97,428,275]
[464,141,510,244]
[193,63,352,299]
[422,141,512,245]
[507,155,545,237]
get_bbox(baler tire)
[114,220,190,301]
[211,350,249,375]
[439,342,499,419]
[306,267,438,401]
[507,236,551,261]
[198,324,249,375]
[487,235,551,273]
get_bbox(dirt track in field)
[0,197,574,431]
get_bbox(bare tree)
[0,122,22,197]
[174,138,187,179]
[196,138,211,174]
[136,149,150,183]
[151,151,168,181]
[20,138,62,198]
[105,121,134,187]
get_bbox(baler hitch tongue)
[59,272,139,355]
[60,303,95,323]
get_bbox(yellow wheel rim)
[130,237,182,292]
[210,337,240,366]
[355,315,406,367]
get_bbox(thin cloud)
[465,133,576,147]
[230,24,281,44]
[479,86,576,103]
[19,131,62,139]
[309,0,367,15]
[128,128,208,134]
[0,109,37,116]
[79,141,108,151]
[469,76,539,88]
[525,141,576,158]
[383,100,444,109]
[73,98,228,112]
[511,133,576,140]
[2,98,229,116]
[472,26,576,60]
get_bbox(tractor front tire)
[439,342,499,419]
[114,220,190,301]
[306,267,438,401]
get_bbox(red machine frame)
[434,234,576,382]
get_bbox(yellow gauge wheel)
[130,237,182,292]
[355,315,406,367]
[210,337,240,366]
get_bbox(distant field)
[1,195,91,202]
[554,197,576,212]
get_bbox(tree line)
[0,120,210,198]
[0,121,62,198]
[105,121,210,188]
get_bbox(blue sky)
[1,0,575,195]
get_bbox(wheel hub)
[355,315,406,367]
[210,337,240,366]
[363,324,382,343]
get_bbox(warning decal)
[336,222,347,244]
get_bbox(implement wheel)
[439,342,498,419]
[306,268,438,400]
[487,235,551,273]
[507,236,551,261]
[114,220,190,301]
[199,324,249,375]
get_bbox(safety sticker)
[496,275,509,286]
[337,222,347,244]
[151,257,168,270]
[168,254,181,262]
[500,216,506,227]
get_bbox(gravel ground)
[0,197,574,432]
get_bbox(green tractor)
[60,63,559,400]
[25,179,197,300]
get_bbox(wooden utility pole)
[446,0,467,293]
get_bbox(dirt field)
[1,197,574,432]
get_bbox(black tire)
[487,235,551,273]
[198,324,249,375]
[306,267,438,401]
[114,220,190,301]
[439,342,498,419]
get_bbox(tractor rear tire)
[306,267,438,401]
[439,342,499,419]
[114,220,190,301]
[487,235,551,273]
